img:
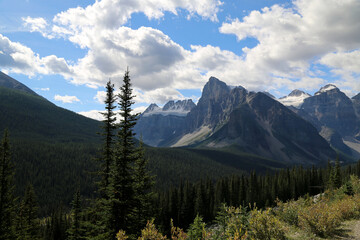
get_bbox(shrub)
[212,205,249,240]
[171,219,187,240]
[335,195,360,220]
[116,230,128,240]
[248,208,286,240]
[298,201,341,237]
[275,198,308,226]
[187,215,206,240]
[138,220,166,240]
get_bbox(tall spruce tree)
[0,129,16,240]
[16,184,40,240]
[87,80,117,240]
[99,80,117,196]
[67,190,84,240]
[133,139,155,232]
[333,156,342,189]
[108,69,139,237]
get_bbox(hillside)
[0,86,101,142]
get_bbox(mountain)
[278,89,311,108]
[0,86,101,142]
[138,77,337,164]
[0,71,37,95]
[142,99,195,116]
[135,99,195,146]
[353,93,360,119]
[280,84,360,159]
[301,84,359,136]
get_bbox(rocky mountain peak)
[352,93,360,100]
[288,89,310,97]
[143,99,195,117]
[201,76,230,102]
[163,99,196,111]
[315,84,339,95]
[278,89,311,108]
[143,103,161,114]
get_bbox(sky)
[1,0,360,121]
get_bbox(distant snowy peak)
[143,99,195,117]
[315,84,339,95]
[143,103,161,114]
[163,99,195,111]
[278,90,311,108]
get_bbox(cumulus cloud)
[0,34,73,77]
[22,17,48,33]
[78,106,146,121]
[78,110,104,121]
[9,0,360,103]
[54,94,80,103]
[218,0,360,93]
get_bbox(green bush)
[298,201,341,237]
[248,208,286,240]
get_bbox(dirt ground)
[335,220,360,240]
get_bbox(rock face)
[135,99,195,146]
[301,84,358,137]
[353,93,360,118]
[280,85,360,159]
[193,91,335,164]
[137,77,360,164]
[137,77,336,164]
[184,77,247,133]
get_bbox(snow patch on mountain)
[278,90,311,108]
[315,84,338,95]
[143,99,195,117]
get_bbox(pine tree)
[333,156,342,189]
[67,189,84,240]
[0,129,16,239]
[108,69,139,237]
[90,80,117,239]
[17,184,40,240]
[99,80,117,196]
[132,139,155,232]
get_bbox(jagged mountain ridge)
[297,84,360,158]
[135,99,196,146]
[137,77,337,164]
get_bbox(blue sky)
[1,0,360,120]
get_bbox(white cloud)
[319,50,360,93]
[218,0,360,93]
[52,0,221,34]
[78,106,146,121]
[134,87,186,104]
[54,94,80,103]
[22,17,48,32]
[0,34,73,77]
[78,110,104,121]
[35,87,50,91]
[8,0,360,103]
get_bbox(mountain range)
[1,71,281,213]
[136,77,360,164]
